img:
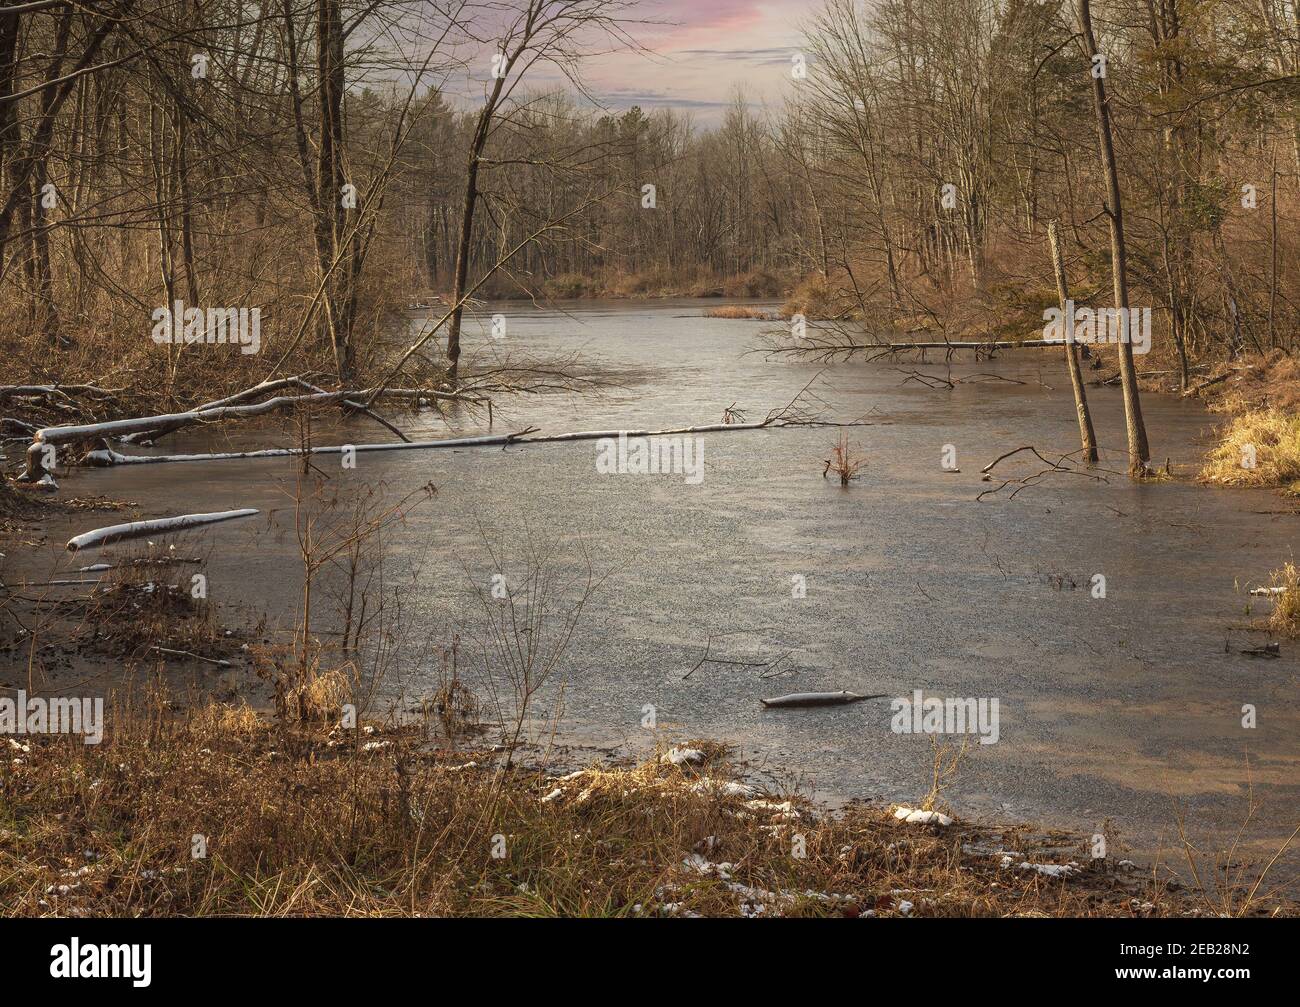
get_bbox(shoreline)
[6,708,1286,918]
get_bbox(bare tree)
[1048,219,1098,463]
[1077,0,1149,475]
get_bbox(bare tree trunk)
[1048,220,1098,463]
[317,0,353,381]
[446,81,504,386]
[1269,145,1278,349]
[0,9,20,206]
[0,6,118,266]
[150,102,179,388]
[176,100,200,307]
[1078,0,1150,475]
[31,156,60,344]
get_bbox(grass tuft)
[1201,409,1300,494]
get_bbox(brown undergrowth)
[2,698,1291,918]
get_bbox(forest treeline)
[0,0,1297,402]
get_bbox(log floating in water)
[66,509,259,552]
[85,432,539,467]
[78,420,802,468]
[24,374,848,476]
[761,691,884,708]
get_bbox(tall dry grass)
[1201,409,1300,494]
[5,699,1275,918]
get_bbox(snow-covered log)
[760,691,880,708]
[66,509,259,552]
[20,393,356,480]
[17,376,453,480]
[79,421,788,468]
[85,430,539,466]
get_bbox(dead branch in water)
[683,632,793,680]
[893,368,1043,390]
[976,445,1121,501]
[755,319,1064,364]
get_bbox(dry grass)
[1200,409,1300,494]
[1261,562,1300,638]
[782,273,854,321]
[3,700,1290,918]
[1196,351,1300,416]
[704,305,775,320]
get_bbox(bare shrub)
[822,432,867,485]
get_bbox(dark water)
[15,300,1300,872]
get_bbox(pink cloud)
[640,0,809,50]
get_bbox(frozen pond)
[14,299,1300,872]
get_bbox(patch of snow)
[682,854,734,880]
[688,778,758,799]
[893,806,953,826]
[1017,861,1080,878]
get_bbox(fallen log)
[23,374,847,478]
[79,419,831,469]
[18,379,494,480]
[118,377,414,446]
[66,509,259,552]
[1182,372,1231,396]
[85,431,539,467]
[761,691,883,708]
[20,392,356,480]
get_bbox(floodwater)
[13,299,1300,870]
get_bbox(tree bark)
[316,0,353,381]
[1077,0,1150,475]
[1048,220,1098,463]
